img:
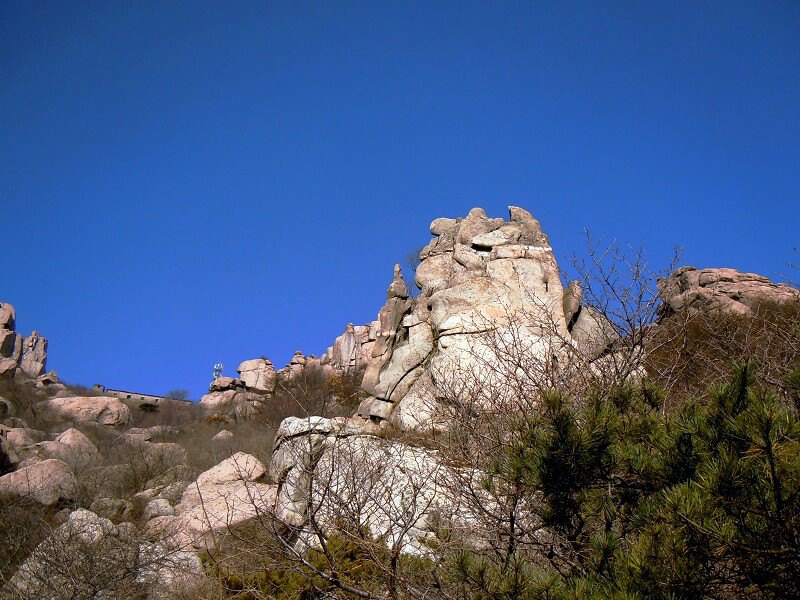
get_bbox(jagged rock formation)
[267,207,625,549]
[0,302,48,381]
[277,350,321,379]
[236,358,276,392]
[356,207,593,431]
[276,320,379,381]
[19,330,47,378]
[658,266,800,315]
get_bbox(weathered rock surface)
[185,452,265,496]
[5,427,46,454]
[308,434,492,555]
[0,303,20,372]
[29,428,101,470]
[237,358,276,392]
[0,302,14,331]
[38,396,131,428]
[168,453,276,545]
[326,322,377,373]
[0,356,17,380]
[659,266,800,315]
[273,316,380,385]
[0,302,48,381]
[0,458,78,505]
[357,207,572,430]
[199,388,267,421]
[19,331,47,378]
[270,417,335,527]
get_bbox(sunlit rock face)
[276,321,379,382]
[199,377,268,421]
[236,358,276,393]
[356,206,574,431]
[0,302,48,381]
[658,266,800,316]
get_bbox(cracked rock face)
[236,359,276,393]
[265,206,800,551]
[278,320,379,381]
[0,303,47,381]
[356,206,572,430]
[19,331,47,378]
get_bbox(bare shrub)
[169,422,276,483]
[0,379,49,429]
[0,494,59,587]
[130,398,204,429]
[2,508,202,599]
[258,365,359,428]
[60,381,103,396]
[647,299,800,402]
[165,389,190,401]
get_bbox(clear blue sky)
[2,2,798,399]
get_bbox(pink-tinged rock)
[0,302,15,331]
[19,331,47,378]
[0,458,77,505]
[39,396,131,428]
[29,428,101,470]
[236,359,276,393]
[211,429,234,443]
[209,376,245,392]
[169,453,275,545]
[659,266,800,315]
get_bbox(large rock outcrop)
[199,376,268,421]
[38,396,131,428]
[0,302,47,381]
[356,207,584,430]
[658,266,800,316]
[210,206,800,566]
[236,358,276,393]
